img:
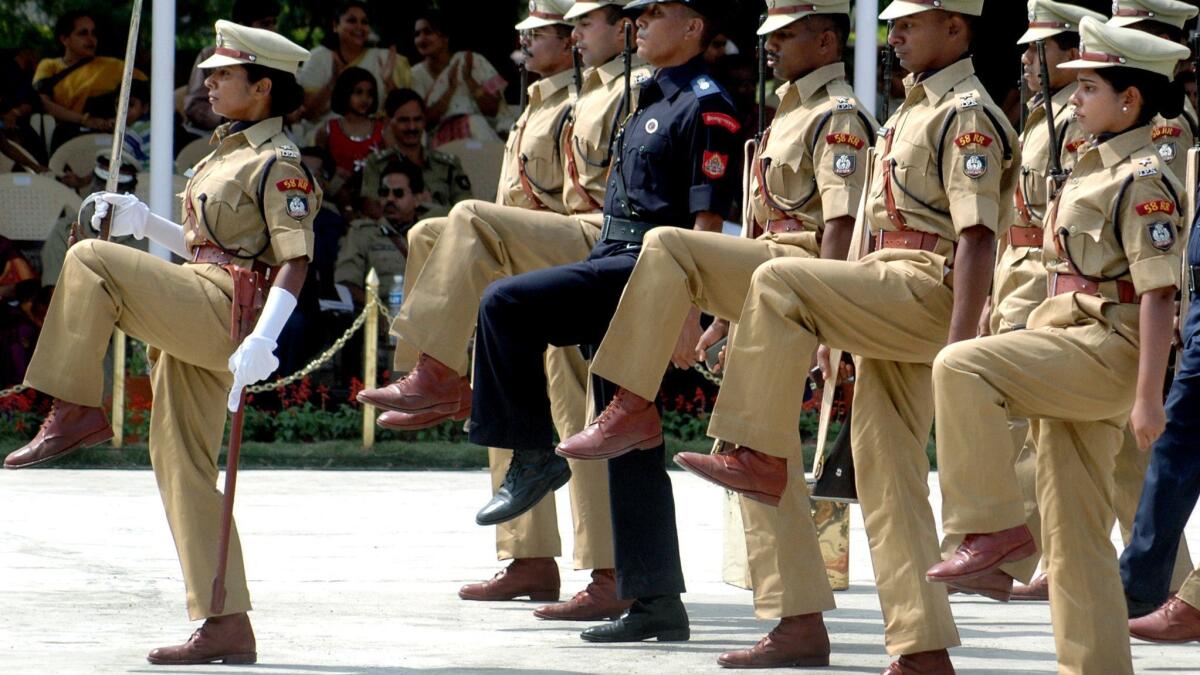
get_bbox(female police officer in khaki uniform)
[927,17,1187,674]
[5,21,317,665]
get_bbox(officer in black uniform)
[465,0,739,642]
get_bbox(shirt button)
[1069,226,1078,233]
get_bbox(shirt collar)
[906,57,976,105]
[595,54,645,86]
[793,62,846,104]
[1026,82,1078,117]
[529,69,575,105]
[212,117,283,149]
[656,55,708,101]
[1095,125,1152,168]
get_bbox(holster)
[224,264,271,343]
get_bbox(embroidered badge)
[276,177,312,193]
[645,118,660,134]
[834,97,854,112]
[702,151,728,179]
[1136,199,1175,216]
[833,153,856,177]
[1147,221,1175,251]
[1158,142,1178,163]
[286,195,309,219]
[1135,157,1159,178]
[703,112,742,133]
[826,132,865,149]
[955,131,994,148]
[957,93,979,109]
[1152,126,1183,141]
[964,154,987,179]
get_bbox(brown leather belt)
[1008,226,1043,248]
[876,230,943,252]
[192,244,235,265]
[766,218,804,234]
[1050,273,1139,304]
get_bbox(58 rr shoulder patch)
[276,177,312,194]
[1135,199,1175,217]
[827,132,866,149]
[955,131,994,148]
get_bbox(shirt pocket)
[763,140,814,212]
[634,131,671,193]
[519,126,560,192]
[1053,197,1112,276]
[196,178,256,243]
[889,140,940,213]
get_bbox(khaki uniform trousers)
[1179,570,1200,609]
[591,227,833,618]
[707,250,960,655]
[934,317,1141,675]
[394,201,614,568]
[25,240,249,621]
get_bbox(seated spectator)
[316,66,384,177]
[122,80,151,170]
[1,234,41,387]
[183,0,280,135]
[411,11,509,147]
[41,152,145,289]
[34,10,147,152]
[0,40,50,166]
[297,0,411,144]
[361,88,472,219]
[335,158,423,307]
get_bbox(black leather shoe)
[475,449,571,526]
[580,595,690,642]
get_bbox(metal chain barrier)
[0,383,30,399]
[692,362,722,385]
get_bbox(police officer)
[5,20,317,664]
[336,158,423,305]
[927,18,1187,674]
[556,0,874,665]
[462,0,739,642]
[356,0,644,621]
[684,1,1018,671]
[360,88,472,218]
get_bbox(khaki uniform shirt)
[497,69,574,212]
[1149,96,1197,179]
[335,217,407,299]
[1034,126,1184,343]
[360,146,473,213]
[182,118,320,267]
[749,63,877,254]
[561,56,652,215]
[866,58,1019,248]
[992,84,1085,333]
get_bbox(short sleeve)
[939,105,1008,235]
[813,110,872,222]
[686,98,742,216]
[1121,176,1183,294]
[261,159,318,262]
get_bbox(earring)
[1122,105,1129,113]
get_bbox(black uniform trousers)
[1120,235,1200,609]
[468,241,687,600]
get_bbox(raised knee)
[644,226,679,252]
[933,341,975,380]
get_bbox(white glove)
[88,192,191,258]
[227,286,298,411]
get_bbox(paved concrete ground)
[1,469,1197,674]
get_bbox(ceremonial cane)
[211,389,247,615]
[96,0,144,241]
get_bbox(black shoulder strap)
[34,57,95,95]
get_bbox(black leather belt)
[600,216,659,244]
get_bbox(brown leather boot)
[356,353,467,414]
[717,613,830,668]
[533,568,632,621]
[376,375,472,431]
[458,558,560,602]
[881,649,955,674]
[1010,572,1049,602]
[556,388,662,460]
[1129,595,1200,643]
[948,568,1013,602]
[925,525,1035,584]
[673,443,786,506]
[4,399,111,469]
[146,613,256,665]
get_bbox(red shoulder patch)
[826,132,865,149]
[1135,199,1175,216]
[703,112,741,134]
[1152,126,1183,141]
[701,151,729,179]
[276,177,312,193]
[954,131,994,148]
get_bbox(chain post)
[111,328,126,447]
[362,268,379,449]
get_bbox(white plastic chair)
[0,173,84,241]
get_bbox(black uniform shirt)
[597,55,740,257]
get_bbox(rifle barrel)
[1036,39,1063,180]
[757,34,767,144]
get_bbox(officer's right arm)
[812,110,873,259]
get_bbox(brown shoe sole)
[376,406,470,431]
[533,604,631,621]
[948,581,1011,602]
[926,538,1037,584]
[718,654,831,668]
[458,588,559,602]
[555,433,664,461]
[146,651,256,665]
[356,390,460,415]
[5,426,114,470]
[672,454,781,506]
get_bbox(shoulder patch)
[1152,125,1183,141]
[703,112,741,134]
[285,194,310,220]
[826,132,866,149]
[691,75,722,98]
[1146,221,1176,251]
[955,131,994,149]
[701,151,728,179]
[956,92,980,110]
[1136,199,1175,217]
[276,177,312,194]
[1065,138,1089,154]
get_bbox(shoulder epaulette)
[273,137,302,163]
[956,90,980,110]
[691,75,724,99]
[429,148,462,167]
[632,67,652,88]
[830,94,857,113]
[1131,153,1162,179]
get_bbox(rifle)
[518,63,529,116]
[880,22,895,122]
[1018,58,1028,135]
[1036,38,1065,189]
[622,22,634,122]
[756,27,767,145]
[572,44,584,96]
[96,0,144,242]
